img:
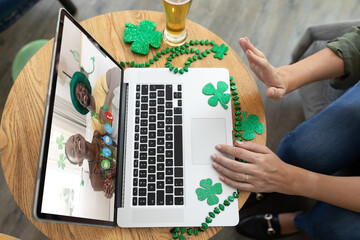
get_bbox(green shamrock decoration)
[196,178,223,206]
[235,111,264,140]
[56,135,65,150]
[202,81,231,109]
[58,153,66,170]
[211,43,229,60]
[123,20,163,55]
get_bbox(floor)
[1,0,360,239]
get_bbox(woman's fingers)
[215,144,257,163]
[234,141,270,154]
[218,174,253,192]
[211,153,253,176]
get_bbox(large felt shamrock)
[123,20,163,55]
[196,178,223,206]
[202,81,231,109]
[235,111,264,140]
[211,43,229,60]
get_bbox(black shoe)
[236,213,284,239]
[242,192,268,209]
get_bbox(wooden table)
[0,10,266,240]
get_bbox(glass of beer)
[162,0,192,46]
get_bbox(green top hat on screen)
[70,71,92,115]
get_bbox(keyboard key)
[133,187,137,196]
[157,191,164,205]
[157,138,165,145]
[166,85,172,100]
[139,179,147,187]
[140,153,147,160]
[136,101,140,107]
[136,92,140,99]
[158,114,165,120]
[134,160,138,167]
[175,188,184,196]
[142,85,148,95]
[141,112,148,118]
[158,90,165,97]
[157,172,165,180]
[174,108,182,114]
[158,97,164,104]
[157,181,165,189]
[139,170,146,178]
[178,100,182,106]
[141,104,148,111]
[166,168,173,175]
[166,110,173,116]
[158,130,164,137]
[174,126,183,166]
[149,92,156,99]
[166,195,173,205]
[149,140,156,147]
[135,109,140,115]
[166,151,173,158]
[149,107,156,114]
[149,132,156,139]
[134,169,138,177]
[166,102,173,108]
[140,161,147,169]
[148,165,156,173]
[148,183,156,191]
[149,100,156,106]
[157,163,165,171]
[141,96,148,102]
[157,155,164,162]
[166,118,173,124]
[157,121,164,128]
[133,197,137,206]
[149,124,156,130]
[166,142,173,149]
[149,115,156,122]
[134,151,138,158]
[175,197,184,205]
[140,136,147,143]
[158,106,164,112]
[139,188,146,196]
[136,85,140,91]
[175,168,183,177]
[166,177,173,184]
[141,119,148,126]
[139,198,146,205]
[148,174,156,182]
[135,125,139,132]
[140,128,147,134]
[166,186,173,194]
[166,126,173,132]
[174,116,182,124]
[148,193,155,205]
[140,144,147,151]
[133,178,138,186]
[135,133,139,141]
[148,148,156,156]
[157,146,164,153]
[135,117,139,124]
[148,157,156,164]
[175,179,183,186]
[166,159,173,166]
[177,85,182,91]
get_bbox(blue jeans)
[277,81,360,240]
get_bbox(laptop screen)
[35,10,123,226]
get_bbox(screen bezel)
[33,8,124,227]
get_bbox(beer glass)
[162,0,192,46]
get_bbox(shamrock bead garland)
[119,39,229,74]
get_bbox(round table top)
[0,10,266,240]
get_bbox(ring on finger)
[244,174,249,183]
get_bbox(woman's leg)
[277,81,360,174]
[294,202,360,240]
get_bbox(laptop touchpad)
[191,118,227,165]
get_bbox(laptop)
[33,8,238,228]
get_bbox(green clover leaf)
[123,20,163,55]
[196,178,223,206]
[211,43,229,60]
[58,153,66,170]
[56,135,65,150]
[202,81,231,109]
[235,111,264,140]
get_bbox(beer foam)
[164,0,191,5]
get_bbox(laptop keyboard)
[132,84,184,206]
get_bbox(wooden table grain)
[0,10,266,240]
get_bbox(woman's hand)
[212,141,295,194]
[104,183,114,199]
[239,37,288,101]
